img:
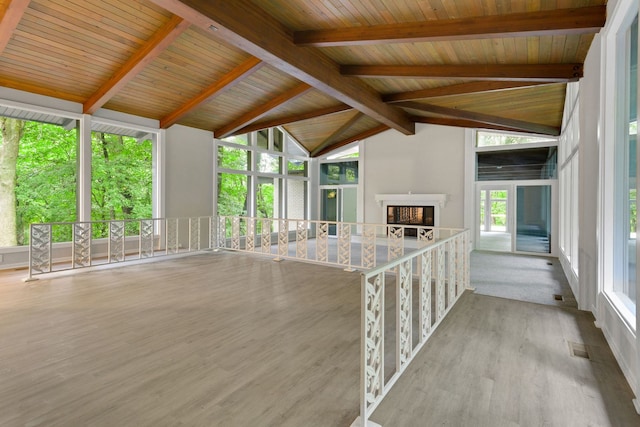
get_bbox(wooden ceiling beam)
[313,124,389,158]
[294,5,606,46]
[160,56,263,128]
[342,64,583,83]
[411,116,528,134]
[231,103,351,136]
[215,82,312,138]
[148,0,415,135]
[398,101,560,136]
[340,64,583,83]
[83,15,190,114]
[383,81,550,103]
[0,0,31,54]
[310,112,363,156]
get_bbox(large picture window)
[0,107,160,249]
[91,131,153,237]
[0,119,77,246]
[216,128,309,224]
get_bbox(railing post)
[396,259,412,373]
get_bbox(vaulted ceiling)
[0,0,606,156]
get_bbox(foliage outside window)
[320,161,359,185]
[91,132,152,238]
[217,145,249,170]
[0,118,77,246]
[221,134,248,145]
[216,127,309,234]
[217,173,247,217]
[477,131,555,147]
[257,152,281,174]
[287,159,307,177]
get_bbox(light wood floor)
[0,252,638,426]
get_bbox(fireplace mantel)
[374,193,448,208]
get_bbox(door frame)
[475,180,558,256]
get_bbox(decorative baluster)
[140,220,154,258]
[362,224,376,268]
[388,226,403,261]
[209,216,217,250]
[246,218,255,252]
[30,224,52,275]
[363,272,385,413]
[261,218,271,254]
[338,222,352,269]
[109,221,125,262]
[231,217,240,250]
[448,239,456,306]
[420,250,432,342]
[73,222,91,268]
[296,221,308,259]
[397,259,412,371]
[278,219,288,259]
[189,217,200,251]
[436,244,446,321]
[167,218,178,254]
[316,222,328,263]
[217,217,226,249]
[417,227,434,247]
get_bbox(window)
[614,13,638,307]
[1,119,77,246]
[91,132,152,220]
[320,161,359,185]
[215,127,309,222]
[602,2,639,323]
[477,131,556,147]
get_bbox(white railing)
[216,215,464,269]
[353,228,470,427]
[27,216,216,280]
[27,215,470,427]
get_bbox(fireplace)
[375,193,447,236]
[387,205,434,236]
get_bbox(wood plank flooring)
[371,292,640,427]
[0,252,362,426]
[0,251,638,426]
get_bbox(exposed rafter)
[411,116,529,134]
[148,0,415,135]
[383,81,550,103]
[215,82,312,138]
[398,101,560,136]
[294,5,606,46]
[83,15,190,114]
[341,64,583,82]
[313,124,390,158]
[310,112,363,156]
[231,104,351,136]
[161,57,263,129]
[0,0,31,54]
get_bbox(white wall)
[164,125,214,218]
[361,123,466,228]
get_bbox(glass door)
[477,183,554,254]
[516,185,552,253]
[321,186,357,236]
[477,186,511,252]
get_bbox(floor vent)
[569,341,591,360]
[553,294,564,301]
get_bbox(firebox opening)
[386,205,435,236]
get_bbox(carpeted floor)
[470,250,577,308]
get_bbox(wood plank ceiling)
[0,0,606,156]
